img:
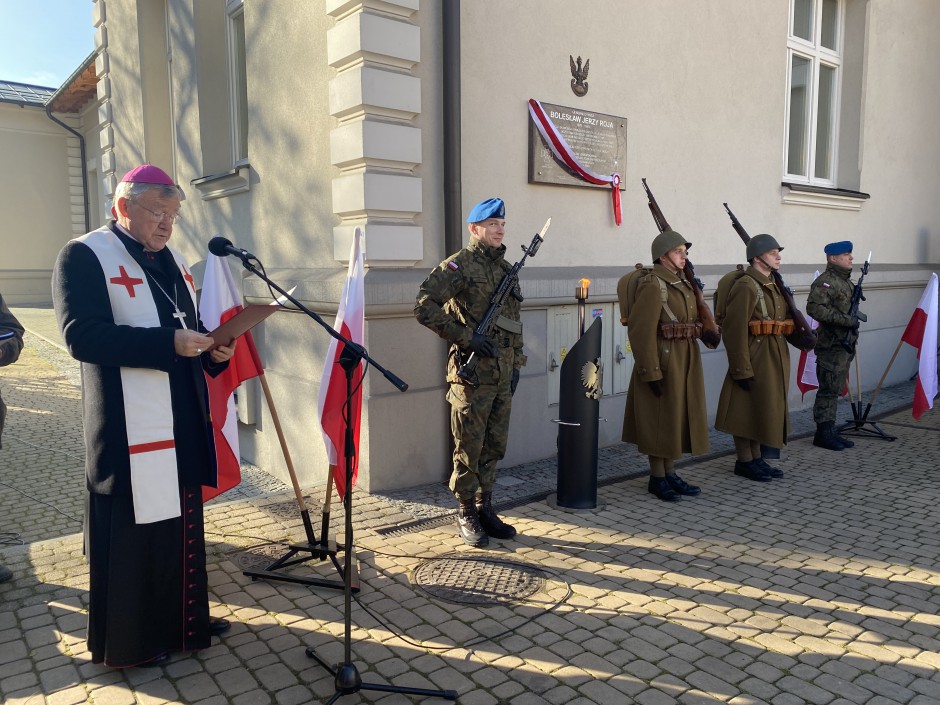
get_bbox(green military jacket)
[807,264,857,352]
[414,238,526,386]
[0,292,26,448]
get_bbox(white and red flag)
[200,253,264,502]
[901,273,938,420]
[317,228,365,500]
[796,271,821,399]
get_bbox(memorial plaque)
[528,100,627,190]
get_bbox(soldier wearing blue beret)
[414,197,526,547]
[807,241,866,450]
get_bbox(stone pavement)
[2,306,940,704]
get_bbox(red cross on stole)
[181,264,195,293]
[109,265,144,297]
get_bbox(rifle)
[840,253,871,354]
[456,218,551,387]
[641,179,722,347]
[722,203,818,351]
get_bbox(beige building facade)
[0,60,101,304]
[68,0,940,491]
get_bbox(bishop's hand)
[175,329,215,357]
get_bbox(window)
[227,0,249,163]
[785,0,842,186]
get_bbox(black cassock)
[53,223,225,667]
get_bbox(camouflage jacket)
[0,292,25,368]
[807,264,857,351]
[414,238,526,386]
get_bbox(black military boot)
[457,498,489,547]
[754,457,784,479]
[835,429,855,448]
[813,422,845,451]
[476,491,516,539]
[648,476,681,501]
[665,473,701,496]
[734,459,772,482]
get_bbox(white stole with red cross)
[78,226,197,524]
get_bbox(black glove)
[648,380,664,398]
[511,368,520,395]
[468,333,498,358]
[735,377,754,391]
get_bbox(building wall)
[93,0,940,493]
[0,103,81,303]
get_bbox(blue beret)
[466,197,505,223]
[824,241,853,256]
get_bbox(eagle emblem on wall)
[581,357,603,400]
[570,55,590,97]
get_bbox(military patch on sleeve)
[447,261,459,271]
[822,282,830,288]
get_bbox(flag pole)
[240,371,352,591]
[320,469,335,546]
[255,372,316,545]
[866,337,906,414]
[838,341,899,441]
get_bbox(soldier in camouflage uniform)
[807,241,865,451]
[414,198,526,547]
[0,289,25,584]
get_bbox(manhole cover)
[260,497,320,522]
[230,544,288,571]
[412,555,546,605]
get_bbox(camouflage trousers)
[813,346,852,424]
[447,381,513,500]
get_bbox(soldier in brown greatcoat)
[622,230,714,502]
[715,234,802,481]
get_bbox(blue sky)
[0,0,96,88]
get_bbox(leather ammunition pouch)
[658,321,703,340]
[748,319,795,336]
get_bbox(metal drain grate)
[412,555,546,605]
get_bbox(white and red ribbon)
[528,98,622,225]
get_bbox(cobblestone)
[1,306,937,703]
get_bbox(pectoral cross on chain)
[172,308,187,326]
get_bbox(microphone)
[208,235,256,262]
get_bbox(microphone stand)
[230,254,454,702]
[230,253,398,590]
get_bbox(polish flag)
[796,271,821,399]
[317,228,365,500]
[200,253,264,502]
[901,273,939,420]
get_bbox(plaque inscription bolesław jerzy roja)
[528,100,627,190]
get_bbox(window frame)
[783,0,844,188]
[226,0,249,166]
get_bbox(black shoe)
[648,476,682,501]
[0,565,12,584]
[734,460,772,482]
[665,473,701,496]
[476,491,516,539]
[754,458,784,479]
[835,433,854,448]
[457,499,489,547]
[813,422,845,451]
[209,619,231,637]
[140,652,171,668]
